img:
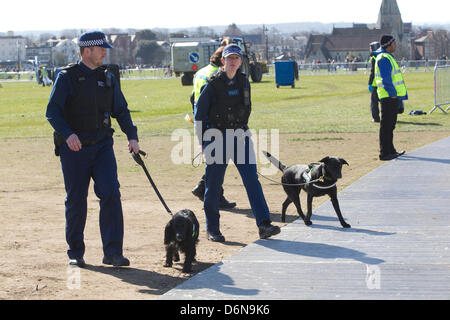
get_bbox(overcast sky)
[1,0,448,32]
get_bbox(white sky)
[1,0,448,32]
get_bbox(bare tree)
[223,23,244,37]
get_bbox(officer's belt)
[208,125,248,131]
[81,136,108,146]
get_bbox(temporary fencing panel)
[432,65,450,114]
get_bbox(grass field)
[0,71,448,139]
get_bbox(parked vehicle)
[171,38,264,86]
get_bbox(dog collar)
[311,164,336,189]
[312,181,337,189]
[192,224,197,238]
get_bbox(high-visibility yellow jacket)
[369,55,377,87]
[192,63,220,102]
[374,52,407,99]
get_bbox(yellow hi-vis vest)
[370,56,377,87]
[374,52,407,99]
[192,64,219,102]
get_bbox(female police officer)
[194,44,280,242]
[191,40,237,209]
[46,31,139,267]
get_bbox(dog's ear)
[339,158,349,166]
[184,219,194,239]
[164,221,173,244]
[319,156,330,163]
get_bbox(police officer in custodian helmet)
[46,31,140,268]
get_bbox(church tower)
[377,0,404,37]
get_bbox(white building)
[53,39,79,66]
[25,38,79,67]
[0,35,26,63]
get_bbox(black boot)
[192,180,236,209]
[258,222,281,239]
[191,180,205,201]
[69,257,86,268]
[219,194,236,209]
[102,254,130,267]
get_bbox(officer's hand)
[128,139,140,154]
[66,133,82,152]
[368,84,373,93]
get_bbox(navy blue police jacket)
[194,72,251,145]
[46,61,138,144]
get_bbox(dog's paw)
[304,220,313,226]
[163,262,172,268]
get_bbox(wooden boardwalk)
[160,137,450,300]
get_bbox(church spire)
[377,0,403,35]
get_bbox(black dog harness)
[302,165,337,189]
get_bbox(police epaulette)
[207,70,224,83]
[61,63,85,83]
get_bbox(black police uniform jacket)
[207,71,251,130]
[61,63,114,134]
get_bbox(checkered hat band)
[79,38,106,47]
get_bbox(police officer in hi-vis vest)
[374,35,407,161]
[46,31,140,268]
[194,44,280,242]
[191,40,237,209]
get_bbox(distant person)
[45,31,140,268]
[37,68,43,85]
[368,41,381,122]
[191,38,236,209]
[41,67,51,87]
[374,35,407,161]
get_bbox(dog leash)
[191,150,336,189]
[256,169,336,189]
[192,151,203,168]
[256,171,324,187]
[131,150,173,216]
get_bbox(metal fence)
[266,59,450,77]
[431,65,450,114]
[1,59,449,82]
[120,67,173,80]
[0,67,173,82]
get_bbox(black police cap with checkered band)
[78,31,113,48]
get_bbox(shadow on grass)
[397,120,442,126]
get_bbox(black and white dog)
[263,152,350,228]
[163,209,200,273]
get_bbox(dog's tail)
[262,151,287,172]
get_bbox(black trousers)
[379,97,399,157]
[370,87,380,121]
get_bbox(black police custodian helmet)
[78,31,113,49]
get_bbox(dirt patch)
[0,131,448,299]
